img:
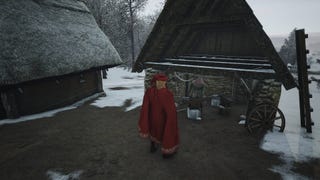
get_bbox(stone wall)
[144,68,186,97]
[250,79,282,107]
[144,69,251,104]
[144,69,282,115]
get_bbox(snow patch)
[46,170,83,180]
[270,160,309,180]
[91,67,145,111]
[238,120,246,125]
[261,77,320,179]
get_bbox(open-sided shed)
[133,0,300,133]
[133,0,296,89]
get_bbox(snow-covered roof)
[0,0,123,85]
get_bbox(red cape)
[138,87,179,154]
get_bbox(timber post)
[185,74,189,97]
[295,29,313,133]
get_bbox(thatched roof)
[133,0,296,90]
[0,0,122,85]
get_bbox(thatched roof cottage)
[0,0,122,119]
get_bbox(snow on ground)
[46,170,83,180]
[261,75,320,179]
[310,62,320,73]
[309,55,320,73]
[91,67,320,179]
[0,93,103,126]
[1,66,319,179]
[91,67,145,111]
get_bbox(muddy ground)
[0,100,318,180]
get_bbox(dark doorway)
[0,96,7,119]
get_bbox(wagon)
[245,97,286,134]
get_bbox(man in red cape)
[138,73,179,158]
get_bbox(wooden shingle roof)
[133,0,297,90]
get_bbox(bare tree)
[123,0,147,67]
[129,0,135,68]
[81,0,150,67]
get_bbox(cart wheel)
[246,103,285,134]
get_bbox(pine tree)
[279,28,297,65]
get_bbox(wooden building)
[133,0,297,108]
[0,0,122,119]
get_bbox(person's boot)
[150,142,158,153]
[162,152,176,159]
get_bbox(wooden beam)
[145,62,276,80]
[175,56,269,64]
[163,58,272,69]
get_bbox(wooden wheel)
[246,103,285,134]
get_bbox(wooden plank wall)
[14,71,101,115]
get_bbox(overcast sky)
[141,0,320,36]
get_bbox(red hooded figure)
[138,74,179,158]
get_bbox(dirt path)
[0,101,288,179]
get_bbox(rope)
[174,72,194,82]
